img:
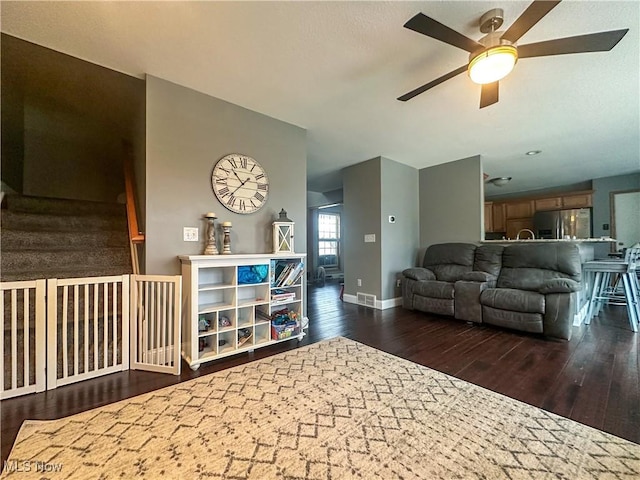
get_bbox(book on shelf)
[271,294,295,302]
[282,262,304,286]
[271,288,296,301]
[271,260,300,287]
[274,263,294,286]
[272,260,304,287]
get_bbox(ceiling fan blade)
[398,65,468,102]
[404,13,483,53]
[518,29,629,58]
[479,82,499,109]
[501,1,562,43]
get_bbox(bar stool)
[584,247,640,332]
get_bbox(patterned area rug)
[3,337,640,479]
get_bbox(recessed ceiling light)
[526,150,542,156]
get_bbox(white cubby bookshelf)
[179,253,306,370]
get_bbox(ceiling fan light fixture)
[468,45,518,84]
[487,176,512,187]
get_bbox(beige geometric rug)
[3,337,640,479]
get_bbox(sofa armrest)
[544,293,575,340]
[460,271,497,283]
[402,267,435,282]
[539,278,581,294]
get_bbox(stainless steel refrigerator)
[533,208,592,239]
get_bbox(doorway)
[308,203,344,286]
[611,189,640,252]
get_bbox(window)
[318,213,340,267]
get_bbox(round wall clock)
[211,153,269,214]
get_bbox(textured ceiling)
[2,1,638,195]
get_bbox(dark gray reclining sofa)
[401,242,583,340]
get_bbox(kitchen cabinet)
[485,190,593,237]
[484,202,493,232]
[535,197,563,211]
[484,202,507,233]
[562,193,592,208]
[505,200,534,219]
[492,203,506,232]
[506,218,535,240]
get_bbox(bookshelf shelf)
[179,253,306,370]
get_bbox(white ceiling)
[2,1,639,195]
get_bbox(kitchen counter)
[482,238,617,243]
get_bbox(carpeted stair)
[1,195,133,282]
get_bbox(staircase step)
[1,210,127,232]
[1,266,133,283]
[5,194,126,216]
[1,195,134,283]
[1,229,129,250]
[1,248,131,276]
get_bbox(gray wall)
[343,157,419,301]
[592,172,640,257]
[307,189,343,208]
[419,155,483,247]
[380,158,419,300]
[1,34,144,202]
[23,103,125,202]
[343,158,382,299]
[145,75,307,275]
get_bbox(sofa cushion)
[498,269,574,292]
[497,243,582,291]
[481,288,545,314]
[414,296,454,317]
[461,271,497,282]
[539,278,581,294]
[482,306,544,334]
[473,245,504,277]
[422,243,476,282]
[402,267,435,282]
[414,280,454,300]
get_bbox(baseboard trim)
[378,297,402,310]
[342,294,401,310]
[574,301,589,326]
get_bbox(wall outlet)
[396,279,401,287]
[364,234,375,243]
[389,215,396,223]
[357,279,362,287]
[183,227,199,242]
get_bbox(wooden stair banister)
[124,154,144,274]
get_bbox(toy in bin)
[271,308,300,340]
[198,315,211,332]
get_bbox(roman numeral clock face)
[211,154,269,214]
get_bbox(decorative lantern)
[273,209,294,254]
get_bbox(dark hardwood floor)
[2,279,639,462]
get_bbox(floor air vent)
[356,292,376,308]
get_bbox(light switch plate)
[183,227,199,242]
[364,234,376,243]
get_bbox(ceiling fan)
[398,0,629,108]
